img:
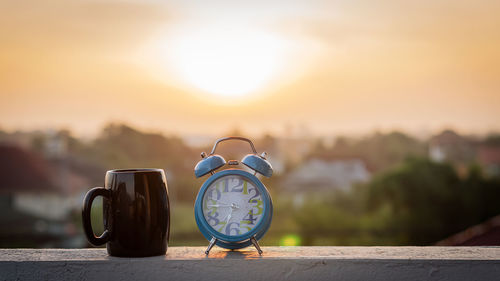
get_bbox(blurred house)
[477,145,500,177]
[0,145,88,247]
[283,157,371,206]
[429,130,475,164]
[436,215,500,246]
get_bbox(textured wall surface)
[1,247,500,281]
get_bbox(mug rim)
[107,168,164,173]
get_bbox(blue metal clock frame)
[194,169,273,249]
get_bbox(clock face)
[202,174,264,236]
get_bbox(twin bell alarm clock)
[194,137,273,255]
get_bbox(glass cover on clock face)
[202,175,264,236]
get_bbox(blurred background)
[1,0,499,248]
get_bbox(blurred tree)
[484,134,500,145]
[73,123,200,202]
[293,157,500,246]
[30,134,46,154]
[367,158,500,245]
[367,158,461,244]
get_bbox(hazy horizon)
[1,120,497,143]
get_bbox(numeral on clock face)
[202,175,264,236]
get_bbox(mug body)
[104,168,169,257]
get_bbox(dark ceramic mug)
[82,169,170,257]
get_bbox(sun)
[166,25,285,98]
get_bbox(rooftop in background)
[436,215,500,246]
[0,145,89,195]
[0,145,55,193]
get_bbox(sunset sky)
[1,0,499,137]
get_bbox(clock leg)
[205,237,217,255]
[250,236,263,255]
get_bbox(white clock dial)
[202,175,264,236]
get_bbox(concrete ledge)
[1,247,500,281]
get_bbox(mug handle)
[82,187,112,246]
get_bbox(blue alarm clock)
[194,137,273,255]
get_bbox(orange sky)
[1,0,499,137]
